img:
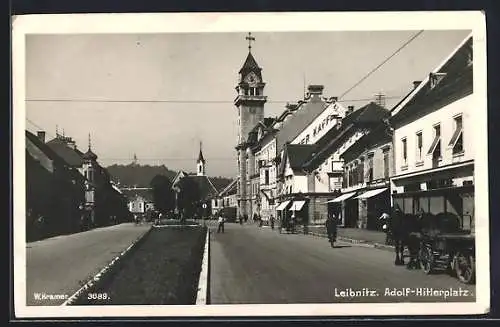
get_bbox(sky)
[25,30,471,177]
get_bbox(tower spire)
[197,140,206,176]
[88,133,92,150]
[246,32,255,53]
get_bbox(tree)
[150,174,176,215]
[176,177,201,220]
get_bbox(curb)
[61,226,152,306]
[308,232,394,252]
[195,229,210,305]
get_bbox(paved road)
[209,223,476,304]
[26,223,150,306]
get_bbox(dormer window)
[429,72,447,89]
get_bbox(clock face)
[245,72,259,85]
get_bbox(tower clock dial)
[244,72,260,85]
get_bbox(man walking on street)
[217,213,225,233]
[326,213,338,247]
[270,215,275,230]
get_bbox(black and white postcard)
[12,11,489,317]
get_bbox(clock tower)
[235,32,267,219]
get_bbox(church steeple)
[83,133,98,161]
[197,141,206,176]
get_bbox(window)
[449,115,464,154]
[358,159,365,184]
[383,150,390,179]
[429,72,447,89]
[428,124,441,158]
[402,138,408,166]
[367,155,374,182]
[416,131,423,162]
[264,170,269,185]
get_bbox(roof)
[275,96,328,154]
[340,124,392,161]
[301,102,389,170]
[279,143,317,176]
[26,130,85,182]
[218,179,237,197]
[46,137,84,167]
[390,34,473,121]
[239,52,262,78]
[83,148,98,161]
[173,173,219,200]
[190,175,219,200]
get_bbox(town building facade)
[339,125,392,230]
[26,130,131,240]
[301,102,389,227]
[389,34,474,231]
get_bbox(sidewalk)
[306,225,394,251]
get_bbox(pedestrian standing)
[270,215,275,230]
[379,211,390,244]
[217,214,225,233]
[326,213,338,247]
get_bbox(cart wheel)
[420,245,435,274]
[455,252,475,284]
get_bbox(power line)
[339,30,424,100]
[100,157,236,161]
[24,95,402,104]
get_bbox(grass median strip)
[72,225,206,305]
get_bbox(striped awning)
[275,200,291,211]
[355,188,387,199]
[289,201,306,211]
[328,192,356,203]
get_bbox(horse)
[388,210,422,266]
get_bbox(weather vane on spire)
[246,32,255,52]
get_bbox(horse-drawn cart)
[409,213,475,284]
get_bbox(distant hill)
[106,163,177,187]
[106,163,233,192]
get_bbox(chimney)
[330,96,338,102]
[413,81,422,89]
[286,102,299,111]
[37,131,46,143]
[307,85,324,96]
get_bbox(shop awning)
[289,200,306,211]
[355,188,387,199]
[275,200,291,211]
[328,192,356,203]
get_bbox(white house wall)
[314,172,330,192]
[292,101,347,145]
[393,94,473,177]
